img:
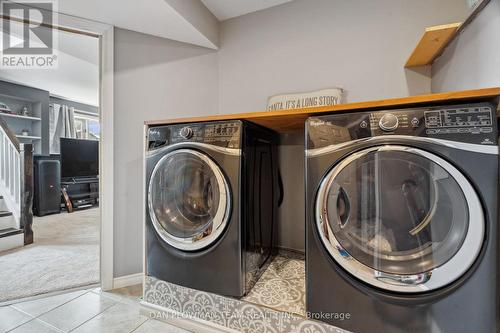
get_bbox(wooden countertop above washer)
[145,87,500,133]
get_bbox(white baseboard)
[113,273,143,289]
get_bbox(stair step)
[0,211,13,218]
[0,227,23,238]
[0,197,7,212]
[0,211,16,230]
[0,228,24,252]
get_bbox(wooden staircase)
[0,196,24,252]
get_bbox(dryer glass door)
[148,149,230,251]
[316,145,484,293]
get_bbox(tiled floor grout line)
[66,302,119,332]
[4,283,98,307]
[6,300,70,333]
[33,317,65,333]
[5,313,36,333]
[4,313,65,333]
[10,289,93,320]
[6,289,102,333]
[128,318,151,333]
[4,286,152,333]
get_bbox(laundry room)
[1,0,499,333]
[139,0,500,332]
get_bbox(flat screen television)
[60,138,99,179]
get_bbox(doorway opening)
[0,12,113,303]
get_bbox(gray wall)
[113,28,218,277]
[432,0,500,92]
[218,0,469,114]
[217,0,468,252]
[113,0,470,276]
[277,132,305,252]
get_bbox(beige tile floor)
[0,285,190,333]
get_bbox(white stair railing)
[0,117,33,244]
[0,122,21,222]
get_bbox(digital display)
[205,123,239,137]
[425,107,492,128]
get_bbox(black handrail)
[19,143,33,245]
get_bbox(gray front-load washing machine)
[305,103,499,332]
[145,120,279,297]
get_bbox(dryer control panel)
[147,121,242,150]
[307,103,497,149]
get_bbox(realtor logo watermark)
[1,0,58,69]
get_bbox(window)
[74,112,100,140]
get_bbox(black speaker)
[33,158,61,216]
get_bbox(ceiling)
[30,0,219,49]
[201,0,293,20]
[20,0,296,49]
[3,24,98,65]
[1,20,99,105]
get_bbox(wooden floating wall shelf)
[146,88,500,134]
[405,23,461,68]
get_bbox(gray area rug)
[0,208,99,302]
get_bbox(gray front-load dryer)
[145,120,279,297]
[305,103,499,332]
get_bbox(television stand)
[61,177,99,211]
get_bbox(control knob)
[179,127,194,139]
[379,113,399,132]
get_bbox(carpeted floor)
[0,208,100,303]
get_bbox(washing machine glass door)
[148,149,230,251]
[316,145,484,293]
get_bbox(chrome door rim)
[315,145,485,293]
[148,149,231,251]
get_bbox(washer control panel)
[378,113,400,131]
[365,112,413,133]
[147,121,242,150]
[203,122,240,143]
[307,103,497,149]
[424,107,493,135]
[179,126,194,139]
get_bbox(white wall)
[113,28,218,277]
[432,0,500,92]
